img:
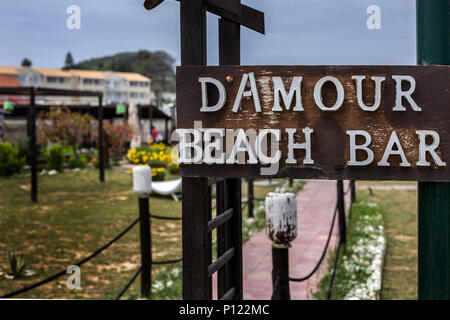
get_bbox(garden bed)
[314,199,386,300]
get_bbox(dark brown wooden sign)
[176,65,450,181]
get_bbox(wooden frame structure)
[0,87,103,202]
[145,0,264,300]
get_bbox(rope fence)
[1,217,140,298]
[1,206,182,299]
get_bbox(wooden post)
[181,0,211,300]
[337,180,346,244]
[164,118,169,143]
[138,196,152,298]
[227,178,243,299]
[219,15,243,299]
[182,178,211,299]
[350,180,356,202]
[29,88,37,203]
[216,180,228,298]
[417,0,450,300]
[272,248,290,300]
[266,193,297,300]
[98,96,105,183]
[247,179,254,218]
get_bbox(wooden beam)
[206,0,240,16]
[207,3,264,34]
[143,0,165,10]
[174,0,264,34]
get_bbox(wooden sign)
[176,65,450,181]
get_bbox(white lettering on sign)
[347,130,375,166]
[187,71,446,172]
[176,128,446,168]
[200,74,421,113]
[232,72,261,113]
[392,75,422,111]
[272,76,303,111]
[199,77,226,112]
[313,76,345,111]
[286,128,314,164]
[378,131,411,167]
[416,130,446,167]
[352,76,385,111]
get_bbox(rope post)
[248,179,254,218]
[133,166,153,299]
[337,180,346,244]
[98,95,105,183]
[266,192,297,300]
[29,88,37,203]
[350,180,356,203]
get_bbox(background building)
[0,65,153,106]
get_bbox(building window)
[83,79,93,85]
[17,75,26,84]
[58,77,66,83]
[47,77,57,83]
[29,76,38,85]
[94,79,101,85]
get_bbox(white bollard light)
[265,192,298,248]
[133,166,152,197]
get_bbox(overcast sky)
[0,0,416,68]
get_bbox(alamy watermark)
[66,265,81,289]
[367,5,381,30]
[66,5,81,30]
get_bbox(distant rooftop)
[0,65,151,82]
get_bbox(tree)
[63,52,74,70]
[21,58,32,67]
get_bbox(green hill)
[71,50,176,102]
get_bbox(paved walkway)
[242,180,351,300]
[358,184,417,191]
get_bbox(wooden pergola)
[5,103,174,143]
[0,87,104,203]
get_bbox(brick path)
[243,180,351,300]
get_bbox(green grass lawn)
[0,168,286,299]
[0,167,183,299]
[358,182,418,299]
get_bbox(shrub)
[11,137,29,161]
[152,167,166,181]
[43,144,64,172]
[168,162,179,175]
[127,143,174,168]
[0,142,26,176]
[67,158,87,169]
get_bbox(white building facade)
[0,66,154,106]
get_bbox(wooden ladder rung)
[208,247,235,277]
[208,208,233,232]
[219,287,236,300]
